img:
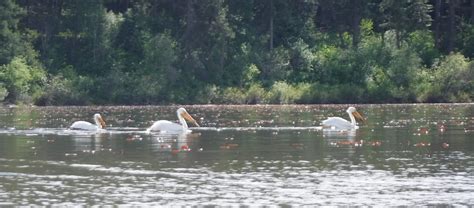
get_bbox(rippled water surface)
[0,104,473,206]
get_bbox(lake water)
[0,104,473,206]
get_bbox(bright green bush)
[0,85,7,101]
[290,83,365,104]
[358,33,391,70]
[245,83,267,104]
[407,30,440,66]
[415,53,473,102]
[242,64,261,87]
[296,83,318,104]
[366,66,393,102]
[35,74,91,105]
[288,39,315,82]
[35,65,95,105]
[199,85,220,104]
[386,47,421,102]
[267,81,311,104]
[215,82,314,104]
[256,47,290,87]
[314,43,374,87]
[313,46,344,84]
[0,57,46,103]
[220,87,246,104]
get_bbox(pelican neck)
[177,112,188,130]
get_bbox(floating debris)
[414,142,431,147]
[220,143,239,150]
[442,143,450,149]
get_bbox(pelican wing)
[147,120,186,133]
[322,117,355,130]
[70,121,99,131]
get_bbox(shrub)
[460,22,474,59]
[267,81,311,104]
[407,30,440,66]
[386,46,422,102]
[415,53,473,102]
[35,65,96,105]
[242,64,260,87]
[256,47,290,87]
[296,83,317,104]
[94,70,139,104]
[220,87,246,104]
[0,85,7,102]
[0,57,46,103]
[35,74,91,105]
[288,39,315,82]
[292,83,366,104]
[366,66,393,102]
[245,83,267,104]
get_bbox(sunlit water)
[0,104,473,206]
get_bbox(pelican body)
[322,107,365,130]
[147,108,199,133]
[70,113,106,131]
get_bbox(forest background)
[1,0,474,105]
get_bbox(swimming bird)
[70,113,106,131]
[322,107,365,130]
[147,108,199,133]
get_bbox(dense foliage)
[1,0,473,105]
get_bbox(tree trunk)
[339,32,346,48]
[447,0,457,53]
[182,0,196,50]
[434,0,441,48]
[352,0,361,48]
[396,30,401,48]
[269,0,274,51]
[471,0,474,23]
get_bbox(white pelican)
[322,107,365,130]
[70,113,106,131]
[147,108,199,133]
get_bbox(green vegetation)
[1,0,474,105]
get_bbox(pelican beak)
[181,112,200,127]
[98,116,106,129]
[352,111,366,124]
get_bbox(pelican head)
[347,107,365,123]
[93,113,106,129]
[177,108,200,127]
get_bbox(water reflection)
[322,129,365,158]
[0,104,473,206]
[70,132,110,153]
[323,128,357,139]
[148,132,200,153]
